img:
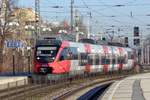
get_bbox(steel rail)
[52,76,125,100]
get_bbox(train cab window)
[36,46,59,63]
[59,48,71,61]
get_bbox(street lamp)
[58,29,67,34]
[25,25,35,30]
[27,46,31,74]
[42,27,52,32]
[9,22,19,27]
[25,25,35,40]
[8,21,20,75]
[25,25,35,74]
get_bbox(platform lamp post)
[12,48,15,75]
[25,25,35,46]
[42,27,52,34]
[75,27,79,42]
[25,25,35,74]
[9,22,19,75]
[27,46,31,74]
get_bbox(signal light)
[125,37,128,43]
[134,26,139,37]
[134,39,140,46]
[102,37,106,41]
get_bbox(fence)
[0,78,28,91]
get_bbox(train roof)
[36,37,131,49]
[64,41,131,49]
[78,38,97,44]
[36,39,61,46]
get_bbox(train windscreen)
[36,46,59,63]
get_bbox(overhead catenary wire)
[80,0,134,26]
[18,0,150,35]
[96,0,149,26]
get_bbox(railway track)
[0,84,43,100]
[54,70,150,100]
[52,76,124,100]
[0,71,141,100]
[0,80,75,100]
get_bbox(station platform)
[0,76,28,90]
[101,73,150,100]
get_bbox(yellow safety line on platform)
[108,79,125,100]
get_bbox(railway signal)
[124,37,128,47]
[134,26,139,37]
[133,26,140,46]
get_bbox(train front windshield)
[36,46,59,63]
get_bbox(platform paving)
[101,73,150,100]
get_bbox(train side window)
[131,54,134,59]
[88,54,94,65]
[112,54,116,64]
[122,57,125,64]
[95,54,99,65]
[128,51,132,59]
[59,48,71,61]
[117,56,126,64]
[101,54,110,64]
[118,56,121,64]
[81,53,87,59]
[124,55,128,64]
[70,47,78,60]
[105,55,110,64]
[79,53,88,66]
[101,56,106,65]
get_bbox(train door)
[84,44,91,73]
[57,47,71,73]
[102,46,109,73]
[117,47,124,71]
[69,47,79,75]
[111,46,115,71]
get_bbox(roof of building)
[11,8,37,22]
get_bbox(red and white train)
[34,38,136,75]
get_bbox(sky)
[17,0,150,39]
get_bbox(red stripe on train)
[52,41,71,74]
[103,64,109,73]
[84,44,91,53]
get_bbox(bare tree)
[0,0,17,72]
